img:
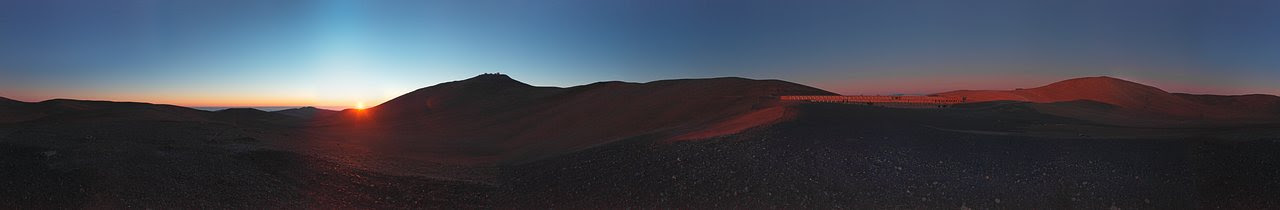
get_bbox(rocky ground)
[2,103,1279,208]
[0,121,492,209]
[499,123,1280,209]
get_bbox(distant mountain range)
[4,74,1280,208]
[2,74,1278,162]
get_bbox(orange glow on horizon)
[355,101,366,109]
[3,89,394,110]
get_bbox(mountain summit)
[454,73,535,89]
[468,73,524,83]
[369,73,556,118]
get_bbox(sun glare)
[356,101,366,109]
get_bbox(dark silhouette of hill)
[370,73,551,117]
[0,97,41,123]
[0,99,214,123]
[0,96,20,105]
[272,107,339,119]
[0,98,302,125]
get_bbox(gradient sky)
[2,0,1278,108]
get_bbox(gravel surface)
[496,104,1280,209]
[2,103,1278,208]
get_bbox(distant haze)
[2,0,1278,108]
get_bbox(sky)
[2,0,1278,108]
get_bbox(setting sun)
[355,101,366,109]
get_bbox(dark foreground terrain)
[0,122,492,208]
[500,103,1280,209]
[2,102,1279,209]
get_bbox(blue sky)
[2,0,1278,107]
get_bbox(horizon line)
[4,74,1278,108]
